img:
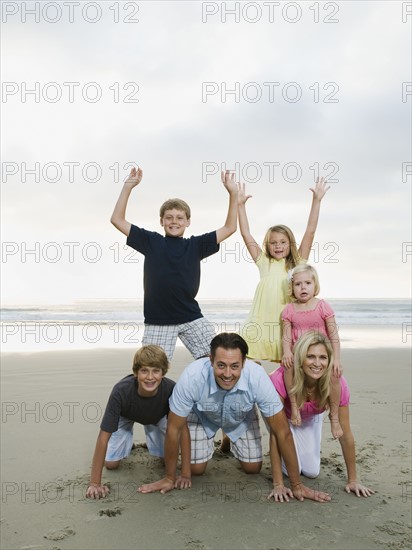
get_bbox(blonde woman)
[268,331,374,501]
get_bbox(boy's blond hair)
[160,199,191,220]
[132,345,169,375]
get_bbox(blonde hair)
[291,331,333,410]
[160,199,191,220]
[288,264,320,302]
[132,345,169,376]
[263,225,301,271]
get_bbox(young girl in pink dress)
[281,264,343,438]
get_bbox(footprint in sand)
[184,537,205,549]
[320,455,345,476]
[355,441,383,471]
[98,507,122,517]
[43,526,75,541]
[373,520,412,549]
[376,520,411,536]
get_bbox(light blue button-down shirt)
[169,357,283,442]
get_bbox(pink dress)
[281,299,335,347]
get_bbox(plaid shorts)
[187,410,263,464]
[142,317,215,361]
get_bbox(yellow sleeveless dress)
[241,255,289,361]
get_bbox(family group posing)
[86,167,373,502]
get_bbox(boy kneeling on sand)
[86,345,190,499]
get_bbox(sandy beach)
[1,339,411,550]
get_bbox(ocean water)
[1,299,410,352]
[1,299,411,324]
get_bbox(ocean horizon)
[1,299,410,353]
[1,298,411,325]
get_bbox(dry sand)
[1,344,411,550]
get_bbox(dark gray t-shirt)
[100,375,175,433]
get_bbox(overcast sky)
[1,0,411,305]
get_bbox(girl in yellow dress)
[238,177,330,362]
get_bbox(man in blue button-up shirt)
[139,333,330,503]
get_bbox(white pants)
[282,413,324,478]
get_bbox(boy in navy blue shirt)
[111,167,238,361]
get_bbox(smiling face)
[212,347,244,391]
[292,270,316,303]
[267,231,290,260]
[136,366,164,397]
[160,208,190,237]
[301,344,329,382]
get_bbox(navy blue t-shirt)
[126,225,219,324]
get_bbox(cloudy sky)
[1,0,411,305]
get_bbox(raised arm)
[215,170,238,244]
[299,177,330,260]
[86,430,111,499]
[138,412,186,494]
[237,182,261,262]
[110,167,143,236]
[338,407,374,497]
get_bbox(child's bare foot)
[329,415,343,439]
[290,405,302,426]
[220,435,231,453]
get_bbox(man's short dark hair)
[210,333,249,361]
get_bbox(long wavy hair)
[263,224,301,271]
[291,331,333,410]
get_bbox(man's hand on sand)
[292,483,331,503]
[138,478,175,495]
